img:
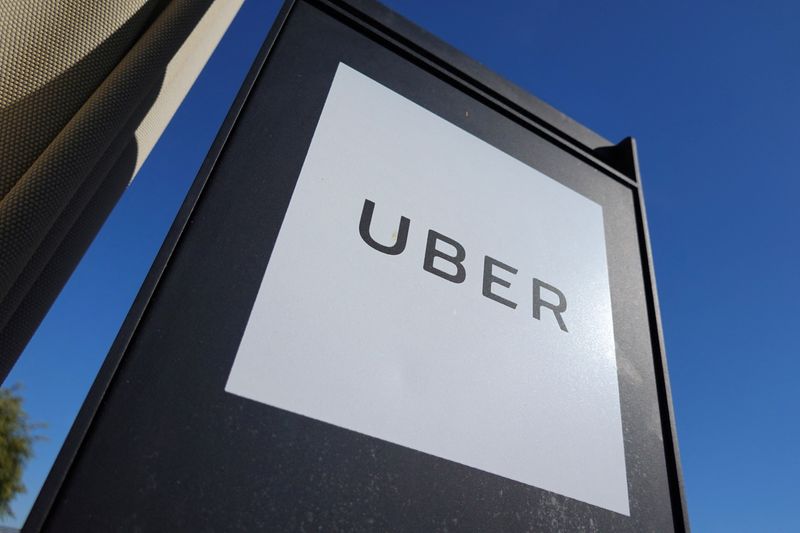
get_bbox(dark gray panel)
[36,1,683,531]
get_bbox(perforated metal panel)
[0,0,239,378]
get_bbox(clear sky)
[4,0,799,530]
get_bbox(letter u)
[358,199,410,255]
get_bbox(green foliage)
[0,386,35,518]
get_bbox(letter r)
[532,278,568,332]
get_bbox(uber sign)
[33,2,687,530]
[226,64,629,515]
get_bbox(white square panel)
[226,63,629,515]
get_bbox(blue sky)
[4,1,799,530]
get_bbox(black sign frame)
[25,0,689,531]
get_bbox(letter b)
[423,230,466,284]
